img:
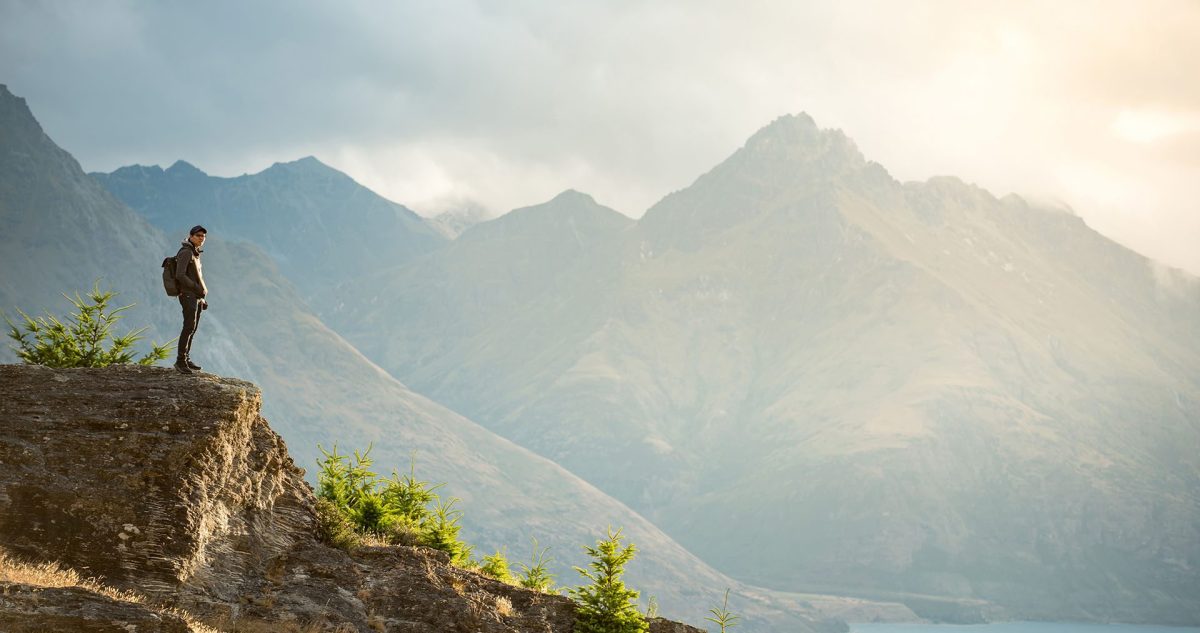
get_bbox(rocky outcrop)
[0,584,194,633]
[0,365,703,632]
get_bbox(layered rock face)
[0,364,701,633]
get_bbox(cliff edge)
[0,364,702,632]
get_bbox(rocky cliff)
[0,364,703,633]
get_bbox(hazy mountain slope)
[327,190,637,435]
[326,113,1200,623]
[199,240,834,630]
[0,85,841,632]
[91,155,445,303]
[0,84,175,344]
[427,201,493,238]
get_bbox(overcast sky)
[3,0,1198,274]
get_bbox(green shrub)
[481,548,515,583]
[424,497,473,565]
[517,537,556,593]
[348,489,395,535]
[5,283,173,367]
[316,445,379,520]
[315,444,473,564]
[314,498,361,551]
[569,527,649,633]
[381,453,444,537]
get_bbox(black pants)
[177,294,203,362]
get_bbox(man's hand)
[199,299,208,311]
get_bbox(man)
[174,225,209,374]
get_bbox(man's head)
[188,225,207,247]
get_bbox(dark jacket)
[175,241,208,298]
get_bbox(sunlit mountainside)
[0,84,843,632]
[33,86,1200,624]
[315,114,1199,623]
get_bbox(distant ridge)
[324,111,1200,624]
[2,84,852,633]
[91,154,446,304]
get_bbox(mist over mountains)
[91,156,445,304]
[4,80,1199,626]
[310,114,1200,622]
[0,84,839,631]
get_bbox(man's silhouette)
[174,225,208,374]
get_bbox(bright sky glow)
[2,0,1198,274]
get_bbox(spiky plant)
[517,537,557,593]
[704,589,740,633]
[423,497,473,565]
[569,527,648,633]
[481,548,515,583]
[5,283,172,367]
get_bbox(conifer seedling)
[569,527,649,633]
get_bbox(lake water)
[853,623,1200,633]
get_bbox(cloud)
[2,0,1198,274]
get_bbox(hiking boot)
[185,359,202,371]
[173,360,193,374]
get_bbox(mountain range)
[112,112,1200,623]
[91,155,446,305]
[5,79,1199,626]
[309,115,1200,622]
[0,84,847,631]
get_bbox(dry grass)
[207,617,346,633]
[0,549,222,633]
[358,533,391,547]
[495,595,514,617]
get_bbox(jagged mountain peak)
[747,112,820,144]
[457,189,632,246]
[0,84,28,112]
[549,188,598,205]
[737,112,866,171]
[165,159,206,177]
[257,155,357,186]
[0,84,54,149]
[266,154,330,172]
[0,83,33,119]
[638,112,868,246]
[102,163,165,178]
[903,174,1001,210]
[491,189,627,227]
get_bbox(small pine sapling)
[569,527,649,633]
[423,497,473,566]
[517,537,556,592]
[5,283,173,367]
[382,452,442,532]
[481,548,515,583]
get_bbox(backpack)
[162,256,180,297]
